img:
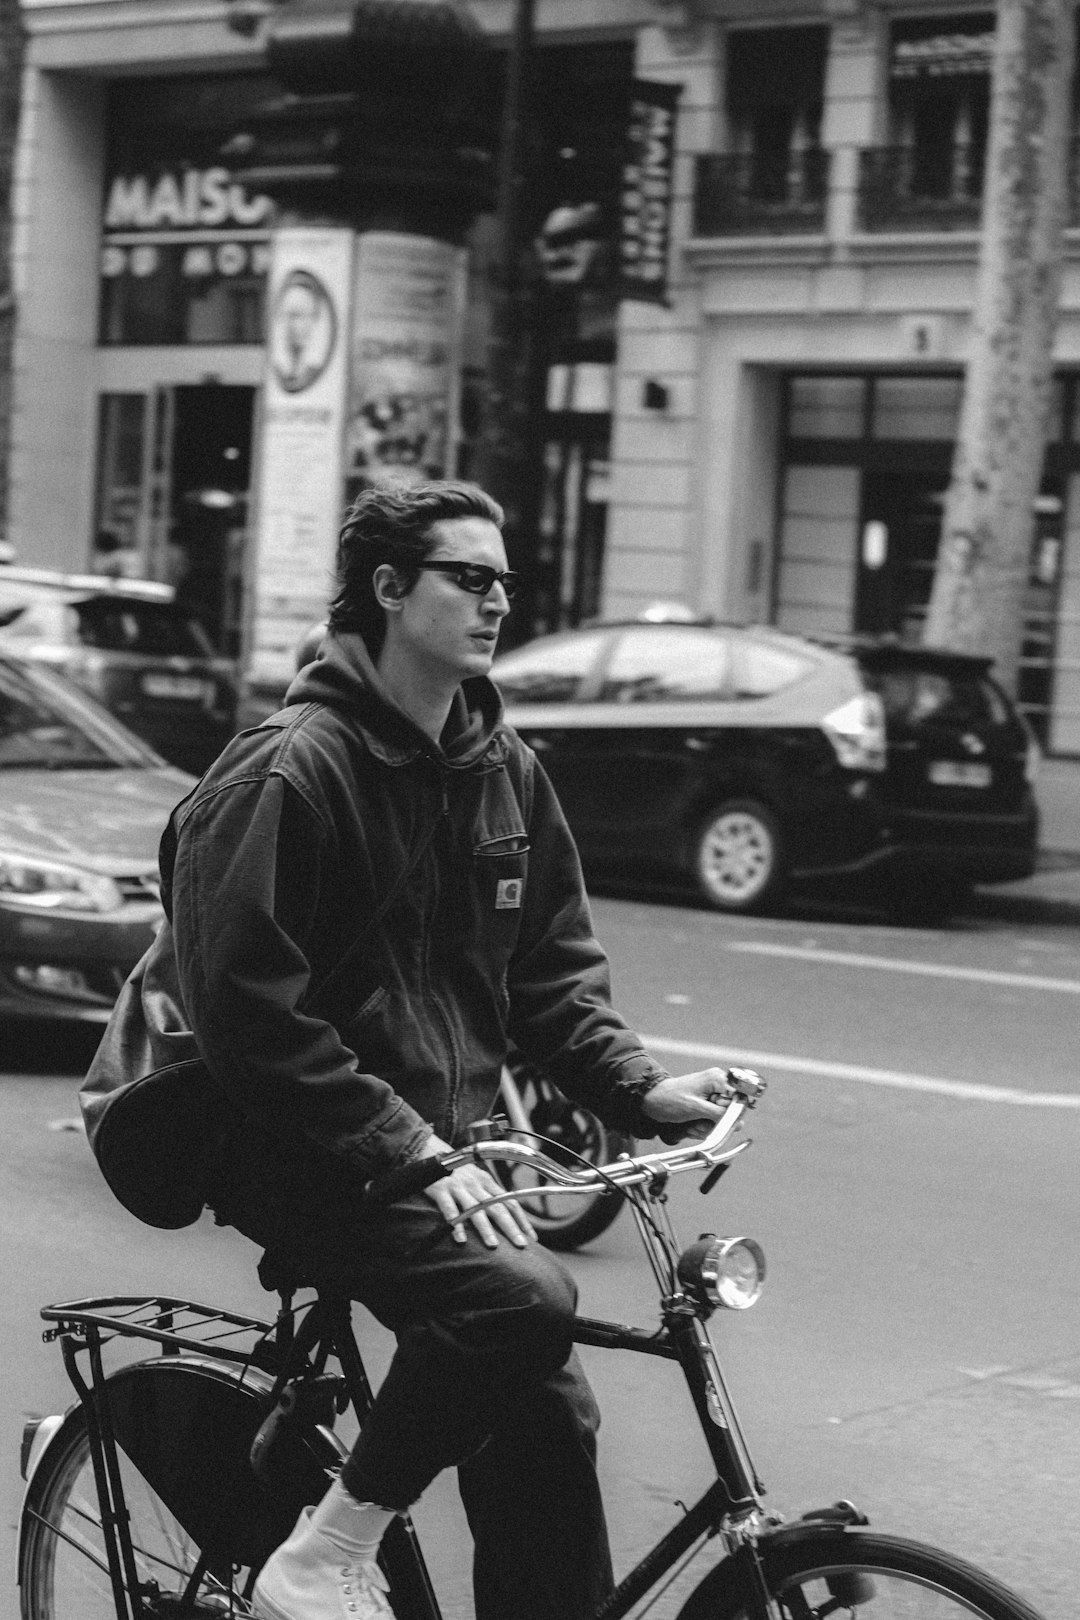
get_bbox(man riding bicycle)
[146,479,728,1620]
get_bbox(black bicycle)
[18,1068,1047,1620]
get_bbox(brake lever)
[700,1161,730,1196]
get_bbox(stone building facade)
[9,0,1080,783]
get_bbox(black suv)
[491,620,1039,915]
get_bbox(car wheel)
[691,799,785,913]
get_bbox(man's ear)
[373,564,407,609]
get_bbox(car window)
[598,627,732,703]
[864,668,1011,728]
[730,639,812,698]
[0,660,140,768]
[74,599,215,658]
[493,631,607,703]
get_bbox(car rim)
[699,812,774,902]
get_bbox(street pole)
[472,0,537,542]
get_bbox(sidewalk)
[962,757,1080,923]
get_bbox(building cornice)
[683,234,831,271]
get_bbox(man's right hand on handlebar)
[640,1068,734,1140]
[417,1133,537,1249]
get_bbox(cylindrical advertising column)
[345,232,467,491]
[247,226,354,690]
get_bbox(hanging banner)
[617,81,681,305]
[346,232,467,489]
[249,226,354,687]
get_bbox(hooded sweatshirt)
[149,630,670,1185]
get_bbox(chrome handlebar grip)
[439,1069,764,1210]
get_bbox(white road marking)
[641,1034,1080,1108]
[726,941,1080,996]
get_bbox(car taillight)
[822,692,887,772]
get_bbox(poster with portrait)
[249,228,354,687]
[346,233,467,490]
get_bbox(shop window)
[99,242,267,346]
[788,377,865,439]
[872,377,963,440]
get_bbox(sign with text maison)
[617,81,681,305]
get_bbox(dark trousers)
[218,1167,614,1620]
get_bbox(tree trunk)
[0,0,23,548]
[922,0,1074,695]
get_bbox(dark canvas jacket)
[132,630,668,1196]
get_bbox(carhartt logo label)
[496,878,524,910]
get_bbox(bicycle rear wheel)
[677,1527,1047,1620]
[20,1408,255,1617]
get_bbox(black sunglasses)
[415,561,521,600]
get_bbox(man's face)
[281,286,318,356]
[395,516,511,683]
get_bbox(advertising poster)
[249,227,354,687]
[347,233,467,489]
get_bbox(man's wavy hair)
[328,480,505,655]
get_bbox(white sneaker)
[252,1507,394,1620]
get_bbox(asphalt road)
[2,878,1079,1619]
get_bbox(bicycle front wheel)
[678,1527,1047,1620]
[500,1055,632,1251]
[20,1408,255,1618]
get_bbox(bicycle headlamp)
[677,1234,766,1311]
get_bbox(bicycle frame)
[29,1078,779,1620]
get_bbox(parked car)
[0,651,195,1022]
[491,618,1039,916]
[0,567,237,774]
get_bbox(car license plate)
[928,760,992,788]
[141,673,210,702]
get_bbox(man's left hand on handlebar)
[640,1069,733,1140]
[419,1132,538,1249]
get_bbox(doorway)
[167,385,254,657]
[856,469,950,639]
[95,383,255,656]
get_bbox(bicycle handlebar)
[362,1066,765,1212]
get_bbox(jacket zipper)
[423,770,462,1140]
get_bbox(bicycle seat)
[257,1248,313,1297]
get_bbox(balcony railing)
[857,145,984,233]
[858,139,1080,233]
[692,149,830,237]
[693,140,1080,243]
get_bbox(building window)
[694,25,830,236]
[788,376,864,440]
[726,27,828,204]
[872,376,964,440]
[859,13,997,231]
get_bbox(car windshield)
[74,599,216,657]
[0,660,158,769]
[863,666,1012,729]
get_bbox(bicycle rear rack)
[41,1295,280,1366]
